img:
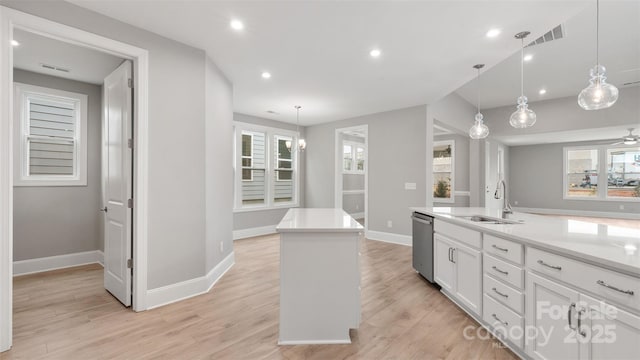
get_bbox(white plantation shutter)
[27,98,76,175]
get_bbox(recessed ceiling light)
[369,49,381,58]
[486,28,501,38]
[10,40,19,46]
[230,20,244,31]
[524,54,533,62]
[261,72,271,79]
[539,89,547,95]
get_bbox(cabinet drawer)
[434,220,481,249]
[483,234,523,265]
[527,247,640,312]
[483,294,524,349]
[484,274,524,314]
[484,253,524,289]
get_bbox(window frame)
[342,140,365,174]
[433,139,455,204]
[13,83,88,187]
[275,135,293,182]
[233,122,300,212]
[563,144,640,202]
[241,133,254,182]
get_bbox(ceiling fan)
[612,128,639,145]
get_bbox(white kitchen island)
[276,208,363,345]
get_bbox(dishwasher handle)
[411,216,433,225]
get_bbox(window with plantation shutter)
[14,83,88,186]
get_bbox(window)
[343,141,365,174]
[14,83,88,186]
[564,145,640,200]
[433,140,454,202]
[234,123,299,210]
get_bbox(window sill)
[14,179,87,187]
[563,195,640,202]
[233,203,299,213]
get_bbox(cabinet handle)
[537,259,562,271]
[448,248,452,262]
[577,308,587,337]
[492,313,508,326]
[492,266,508,275]
[596,280,635,296]
[451,248,456,264]
[492,287,509,298]
[567,303,577,330]
[492,244,509,252]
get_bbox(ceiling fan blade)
[611,141,623,145]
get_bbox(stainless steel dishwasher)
[412,212,435,283]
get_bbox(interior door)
[102,60,133,306]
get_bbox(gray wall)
[2,1,233,289]
[305,105,427,236]
[509,140,640,214]
[434,133,470,207]
[232,113,306,232]
[12,69,103,261]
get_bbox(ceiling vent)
[266,110,280,115]
[526,25,565,47]
[40,63,70,73]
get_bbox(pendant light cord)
[596,0,600,72]
[296,106,300,134]
[476,67,481,114]
[520,37,524,97]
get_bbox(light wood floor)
[3,235,517,360]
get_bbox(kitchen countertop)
[276,208,364,233]
[411,207,640,277]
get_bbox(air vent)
[40,63,70,73]
[526,25,565,47]
[266,110,280,115]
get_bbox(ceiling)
[68,1,588,125]
[455,1,640,109]
[12,29,124,85]
[493,125,639,146]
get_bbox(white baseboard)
[349,212,365,219]
[365,230,412,246]
[514,207,640,220]
[146,251,235,310]
[14,250,104,276]
[278,339,351,345]
[233,225,277,240]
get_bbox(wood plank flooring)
[3,235,517,359]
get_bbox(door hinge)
[128,138,133,149]
[127,258,133,269]
[127,78,133,88]
[128,198,133,208]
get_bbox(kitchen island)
[276,208,363,345]
[411,207,640,359]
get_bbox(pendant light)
[578,0,618,110]
[509,31,536,129]
[469,64,489,139]
[285,105,306,152]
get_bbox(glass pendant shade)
[298,138,307,151]
[469,113,489,139]
[509,95,537,128]
[578,65,618,110]
[285,140,292,150]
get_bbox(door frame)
[334,125,368,234]
[0,6,150,351]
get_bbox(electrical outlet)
[387,220,393,228]
[220,241,224,253]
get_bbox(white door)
[453,241,482,315]
[579,293,640,360]
[434,235,455,293]
[102,60,133,306]
[527,272,580,360]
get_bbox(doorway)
[1,7,150,352]
[335,125,368,230]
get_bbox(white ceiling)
[456,1,640,109]
[12,29,124,85]
[68,1,588,125]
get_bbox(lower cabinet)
[434,233,482,315]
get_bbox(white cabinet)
[434,233,482,315]
[527,271,580,360]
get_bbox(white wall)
[12,69,103,261]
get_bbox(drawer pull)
[597,280,635,296]
[492,244,509,252]
[577,308,587,337]
[492,287,509,298]
[492,313,508,326]
[492,266,509,275]
[567,303,577,330]
[537,259,562,271]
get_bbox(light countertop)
[411,207,640,277]
[276,208,364,233]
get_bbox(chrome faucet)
[494,179,513,215]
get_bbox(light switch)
[405,182,416,190]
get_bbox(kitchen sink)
[458,215,523,225]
